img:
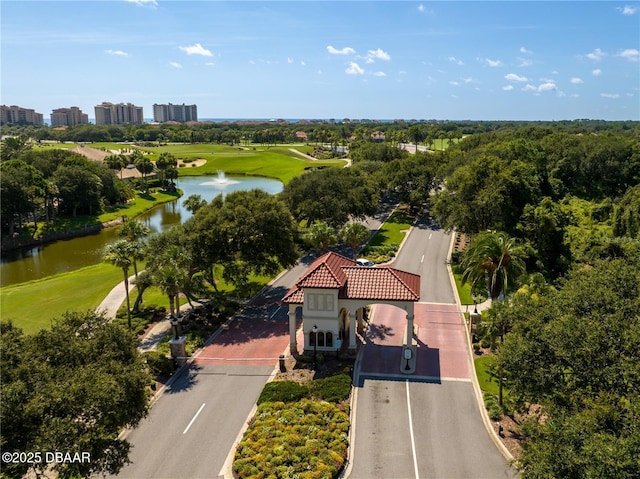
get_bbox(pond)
[0,175,283,287]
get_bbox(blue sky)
[1,1,638,121]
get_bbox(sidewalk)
[95,275,183,353]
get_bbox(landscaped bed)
[233,357,353,479]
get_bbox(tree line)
[433,127,640,477]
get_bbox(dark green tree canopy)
[0,313,150,479]
[280,167,379,227]
[184,189,299,286]
[495,258,640,479]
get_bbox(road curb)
[445,231,514,463]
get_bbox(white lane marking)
[270,305,282,319]
[183,403,206,434]
[406,381,420,479]
[428,233,433,240]
[420,254,425,264]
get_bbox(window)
[325,331,333,348]
[309,330,334,348]
[307,293,335,311]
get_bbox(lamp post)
[312,324,318,370]
[169,315,180,340]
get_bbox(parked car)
[356,258,375,267]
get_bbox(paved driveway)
[349,302,517,479]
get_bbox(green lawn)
[1,264,123,334]
[1,261,276,334]
[364,209,414,249]
[474,355,499,396]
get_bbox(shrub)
[144,350,174,377]
[234,399,349,479]
[309,374,352,403]
[483,393,502,421]
[257,380,309,404]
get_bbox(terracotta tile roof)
[342,266,420,301]
[282,252,353,303]
[296,251,353,289]
[281,251,420,304]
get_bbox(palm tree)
[304,221,338,253]
[153,264,188,318]
[460,231,526,301]
[131,270,153,314]
[104,240,134,329]
[118,220,150,277]
[339,222,371,259]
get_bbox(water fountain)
[215,170,228,183]
[201,170,239,187]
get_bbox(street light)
[169,315,180,340]
[312,324,318,370]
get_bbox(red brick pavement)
[194,316,297,366]
[360,303,470,380]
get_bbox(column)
[288,306,298,354]
[405,313,414,347]
[348,311,357,353]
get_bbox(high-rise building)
[0,105,44,125]
[94,102,144,125]
[153,103,198,123]
[50,106,89,126]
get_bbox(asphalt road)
[347,214,518,479]
[391,215,455,304]
[110,363,273,479]
[350,379,515,479]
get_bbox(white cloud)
[570,77,583,84]
[485,58,503,67]
[502,85,514,91]
[179,43,213,57]
[451,94,459,99]
[170,62,182,69]
[448,56,464,65]
[592,69,603,76]
[601,93,620,99]
[538,82,557,92]
[327,45,355,55]
[418,4,425,12]
[287,57,294,64]
[520,46,533,54]
[367,48,391,61]
[125,0,158,7]
[518,57,533,67]
[522,81,558,93]
[449,81,460,86]
[586,48,606,61]
[106,49,128,57]
[300,60,306,66]
[373,71,387,77]
[505,73,528,82]
[345,62,364,75]
[463,77,474,83]
[617,48,640,62]
[617,5,638,15]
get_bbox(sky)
[1,0,639,121]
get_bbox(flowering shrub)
[233,399,350,479]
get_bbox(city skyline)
[1,0,639,121]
